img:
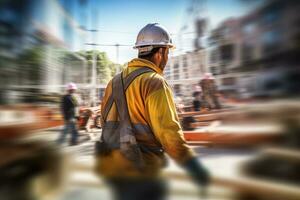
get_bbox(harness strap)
[112,72,131,123]
[102,67,154,121]
[102,67,164,153]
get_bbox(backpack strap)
[102,67,154,121]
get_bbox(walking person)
[95,23,210,200]
[200,73,221,110]
[58,83,79,146]
[193,91,202,111]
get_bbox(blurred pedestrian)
[192,91,202,111]
[57,83,79,146]
[95,23,210,200]
[200,73,221,109]
[174,96,185,113]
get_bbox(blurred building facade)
[208,0,300,98]
[0,0,87,104]
[165,49,208,98]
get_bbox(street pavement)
[31,126,254,200]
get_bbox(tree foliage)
[78,50,118,84]
[18,46,45,84]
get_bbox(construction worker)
[200,73,221,110]
[57,82,79,146]
[95,23,210,200]
[193,91,202,111]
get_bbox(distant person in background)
[174,96,185,113]
[200,73,221,110]
[192,91,202,111]
[57,83,79,146]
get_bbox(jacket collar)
[127,58,163,75]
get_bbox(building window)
[183,56,188,73]
[210,49,218,63]
[174,84,181,96]
[210,66,218,75]
[262,30,281,44]
[184,72,188,79]
[223,27,230,37]
[174,63,179,80]
[262,5,281,26]
[242,43,254,62]
[222,77,236,86]
[220,44,234,62]
[164,64,171,80]
[243,22,256,35]
[261,30,281,54]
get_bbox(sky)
[71,0,264,64]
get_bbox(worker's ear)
[158,48,165,60]
[154,48,162,60]
[159,47,164,55]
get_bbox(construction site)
[0,0,300,200]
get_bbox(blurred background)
[0,0,300,200]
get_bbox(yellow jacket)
[95,58,195,178]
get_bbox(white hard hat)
[67,82,77,90]
[203,73,215,80]
[134,23,174,55]
[194,85,202,92]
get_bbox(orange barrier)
[191,121,211,128]
[184,131,281,146]
[193,113,221,122]
[178,108,233,118]
[0,106,63,140]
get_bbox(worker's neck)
[145,58,164,71]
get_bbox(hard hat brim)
[133,43,175,50]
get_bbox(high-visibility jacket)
[95,58,195,178]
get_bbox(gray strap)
[102,67,154,121]
[123,67,153,90]
[112,72,131,124]
[104,69,164,151]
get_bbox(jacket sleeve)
[145,81,195,164]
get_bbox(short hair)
[138,46,164,60]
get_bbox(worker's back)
[95,23,209,200]
[95,58,194,178]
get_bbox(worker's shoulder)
[136,68,162,80]
[136,71,170,97]
[140,70,166,85]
